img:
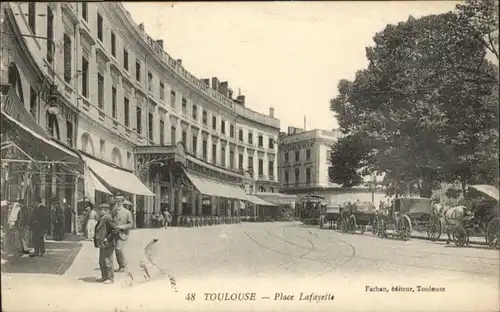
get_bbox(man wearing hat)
[94,203,119,284]
[112,194,133,273]
[30,197,49,257]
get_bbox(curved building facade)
[2,2,280,227]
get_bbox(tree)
[329,12,499,198]
[328,133,370,187]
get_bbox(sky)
[122,1,459,132]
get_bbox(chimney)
[287,126,294,135]
[269,107,274,118]
[220,81,229,97]
[156,40,164,49]
[139,23,145,32]
[211,77,219,92]
[202,78,210,87]
[236,95,245,106]
[228,88,233,99]
[176,59,182,66]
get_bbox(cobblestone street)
[3,222,499,312]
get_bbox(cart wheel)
[453,226,467,247]
[371,217,379,236]
[398,216,411,241]
[426,215,442,241]
[486,217,500,250]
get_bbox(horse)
[437,204,471,245]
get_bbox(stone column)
[169,171,175,213]
[155,171,160,213]
[186,125,192,153]
[197,129,202,158]
[211,196,216,215]
[191,191,196,215]
[176,181,183,215]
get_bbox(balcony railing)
[0,85,47,137]
[116,3,280,129]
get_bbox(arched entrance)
[111,147,123,167]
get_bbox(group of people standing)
[91,195,134,284]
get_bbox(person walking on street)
[30,198,49,257]
[162,208,172,229]
[112,195,133,273]
[86,203,98,241]
[94,203,119,284]
[53,203,65,241]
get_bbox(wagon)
[375,197,440,241]
[449,185,500,249]
[319,205,341,229]
[341,201,377,234]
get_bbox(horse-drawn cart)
[341,201,377,234]
[374,197,441,241]
[319,205,341,229]
[445,185,500,249]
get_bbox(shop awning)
[89,171,112,195]
[183,170,248,201]
[1,111,81,164]
[81,155,154,196]
[246,195,277,206]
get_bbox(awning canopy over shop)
[81,155,155,196]
[89,171,113,195]
[183,170,248,201]
[246,195,278,207]
[1,111,82,165]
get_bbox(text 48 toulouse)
[185,292,335,302]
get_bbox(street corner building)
[0,2,281,231]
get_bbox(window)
[268,161,274,179]
[148,112,154,141]
[160,82,165,100]
[66,121,73,147]
[229,150,234,169]
[159,120,165,145]
[63,34,72,83]
[295,168,300,184]
[136,106,142,134]
[46,7,54,64]
[28,3,36,34]
[202,110,207,125]
[230,125,234,138]
[111,86,117,118]
[202,140,208,160]
[191,105,197,120]
[135,60,141,81]
[238,154,243,169]
[221,146,226,167]
[97,73,104,109]
[81,2,88,21]
[248,133,253,144]
[127,152,131,166]
[212,144,217,164]
[306,168,311,184]
[239,129,243,141]
[148,71,153,92]
[192,136,197,154]
[269,138,274,149]
[170,91,176,107]
[97,13,103,42]
[295,150,300,161]
[29,86,37,118]
[99,139,105,157]
[221,121,226,134]
[124,97,130,127]
[248,156,254,171]
[171,126,176,145]
[258,159,263,175]
[306,149,311,160]
[181,97,187,113]
[81,56,89,98]
[285,152,289,163]
[182,131,187,147]
[212,116,217,130]
[110,32,116,57]
[285,171,289,184]
[123,49,129,71]
[258,135,263,147]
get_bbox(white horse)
[435,204,469,244]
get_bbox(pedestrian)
[94,203,119,284]
[162,208,172,229]
[112,195,133,273]
[53,202,65,241]
[29,197,49,257]
[86,203,97,241]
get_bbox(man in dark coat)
[94,203,119,284]
[30,198,49,257]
